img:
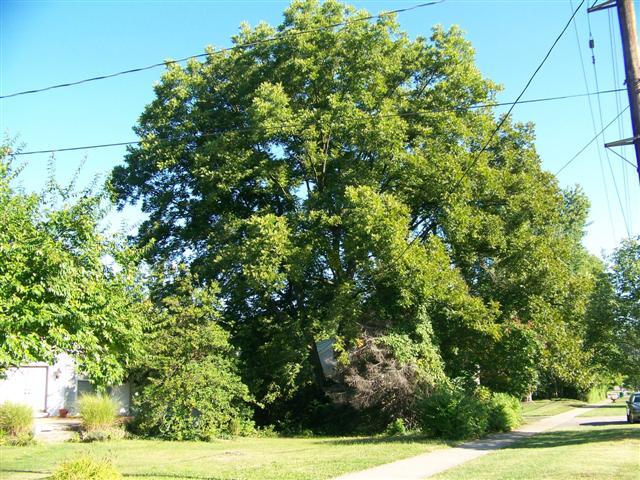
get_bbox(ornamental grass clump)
[77,394,123,441]
[0,402,34,445]
[52,456,122,480]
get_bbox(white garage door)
[0,367,47,412]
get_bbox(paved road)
[333,404,609,480]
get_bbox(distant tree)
[0,147,145,388]
[610,238,640,387]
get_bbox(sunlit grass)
[577,403,628,417]
[521,398,586,422]
[433,421,640,479]
[0,434,449,480]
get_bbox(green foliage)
[418,384,489,440]
[132,271,254,440]
[51,456,122,480]
[610,238,640,387]
[487,393,522,432]
[581,384,608,404]
[384,418,408,436]
[418,387,521,439]
[78,395,119,432]
[0,401,33,438]
[0,149,145,388]
[480,321,539,398]
[109,0,601,426]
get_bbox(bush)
[78,395,119,431]
[134,357,255,440]
[0,402,33,442]
[384,418,408,436]
[52,456,121,480]
[487,393,522,432]
[417,385,489,440]
[132,274,255,441]
[581,384,608,404]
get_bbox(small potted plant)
[59,407,69,418]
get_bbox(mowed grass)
[0,435,449,480]
[521,398,586,422]
[433,420,640,480]
[578,402,628,417]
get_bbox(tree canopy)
[110,0,619,420]
[0,148,145,387]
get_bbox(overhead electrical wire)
[555,106,629,175]
[606,146,638,171]
[607,8,632,230]
[571,0,616,239]
[587,6,630,237]
[11,87,623,157]
[448,0,586,194]
[388,0,586,263]
[0,1,444,100]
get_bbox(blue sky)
[1,0,638,257]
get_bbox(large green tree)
[111,0,597,416]
[0,148,145,387]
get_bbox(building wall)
[0,354,130,416]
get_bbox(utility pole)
[588,0,640,184]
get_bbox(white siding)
[0,354,129,416]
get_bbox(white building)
[0,354,130,416]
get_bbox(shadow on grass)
[0,469,227,480]
[318,434,450,446]
[580,404,625,410]
[508,427,640,449]
[0,470,48,475]
[579,420,628,426]
[123,474,227,479]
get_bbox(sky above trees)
[1,0,638,256]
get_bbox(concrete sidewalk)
[333,404,600,480]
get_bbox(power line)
[572,0,616,240]
[390,0,586,264]
[607,8,632,231]
[449,0,586,194]
[0,1,444,100]
[588,6,630,237]
[14,141,141,156]
[606,146,638,170]
[12,87,623,157]
[555,105,629,175]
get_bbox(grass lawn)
[433,420,640,479]
[0,435,449,480]
[521,398,586,422]
[578,403,628,418]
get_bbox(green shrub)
[418,385,489,440]
[0,402,33,440]
[132,274,255,441]
[52,456,121,480]
[384,418,408,436]
[487,393,522,432]
[0,430,35,446]
[77,395,119,431]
